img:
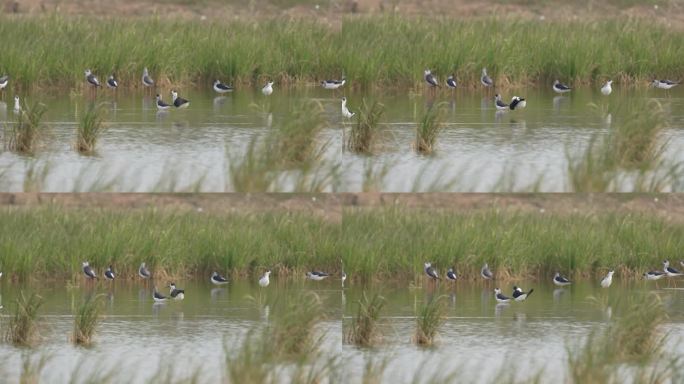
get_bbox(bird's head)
[82,262,89,267]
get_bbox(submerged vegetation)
[1,16,682,89]
[1,204,684,280]
[414,103,446,154]
[4,292,43,347]
[414,295,446,347]
[346,99,384,153]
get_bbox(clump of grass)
[415,103,446,154]
[567,293,672,383]
[269,291,325,357]
[346,99,384,154]
[346,292,385,347]
[5,292,43,346]
[414,295,446,346]
[7,102,47,153]
[274,100,327,165]
[72,294,104,346]
[76,102,107,153]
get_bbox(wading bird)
[210,271,228,285]
[552,80,571,94]
[553,272,572,286]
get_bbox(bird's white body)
[424,262,439,280]
[553,80,571,94]
[171,90,189,108]
[481,263,493,280]
[424,70,439,88]
[481,68,493,87]
[663,260,683,277]
[512,286,533,302]
[259,271,271,287]
[321,79,345,90]
[644,271,665,280]
[139,262,151,279]
[652,79,678,89]
[142,68,154,87]
[13,96,21,112]
[601,80,613,96]
[156,94,171,110]
[494,94,509,110]
[509,96,527,110]
[0,75,9,90]
[84,69,101,87]
[341,97,355,119]
[446,75,457,89]
[494,288,511,303]
[211,271,229,285]
[553,272,572,286]
[82,262,97,279]
[262,81,274,96]
[107,75,118,89]
[169,283,185,301]
[213,80,233,93]
[306,271,329,281]
[600,270,614,288]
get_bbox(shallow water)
[1,86,684,192]
[1,278,683,382]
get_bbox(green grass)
[4,292,43,347]
[414,295,446,347]
[5,101,47,154]
[346,292,385,347]
[76,102,107,154]
[346,99,384,153]
[72,294,104,346]
[0,15,681,89]
[1,205,684,280]
[414,103,446,155]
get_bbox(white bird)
[142,67,154,87]
[213,80,233,93]
[600,270,614,288]
[494,94,509,110]
[156,94,171,110]
[663,260,683,277]
[644,270,666,280]
[494,288,511,303]
[0,75,9,90]
[104,265,115,280]
[424,262,439,280]
[259,270,271,287]
[424,69,439,88]
[171,90,189,108]
[306,270,330,281]
[84,69,101,87]
[153,288,167,302]
[106,75,118,89]
[82,262,97,279]
[553,272,572,286]
[481,68,493,87]
[446,268,457,281]
[651,79,679,90]
[210,271,228,285]
[138,262,151,279]
[446,74,457,89]
[552,80,571,94]
[262,81,274,96]
[509,96,527,110]
[601,80,612,96]
[341,97,355,119]
[481,263,493,280]
[169,283,185,300]
[13,96,21,113]
[512,286,533,302]
[321,78,346,89]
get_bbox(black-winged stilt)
[446,74,457,89]
[341,97,355,119]
[480,68,493,88]
[155,94,171,110]
[553,272,572,286]
[210,271,228,285]
[213,80,234,93]
[82,262,97,280]
[552,80,571,94]
[424,69,439,88]
[481,263,493,280]
[494,288,511,303]
[142,68,154,88]
[494,94,509,110]
[663,260,683,277]
[153,287,167,302]
[169,283,185,300]
[171,90,189,108]
[262,81,274,96]
[509,96,526,110]
[651,79,679,89]
[306,270,329,281]
[259,270,271,287]
[138,262,151,279]
[512,286,533,301]
[446,268,457,281]
[424,262,439,280]
[600,270,614,288]
[106,75,118,89]
[104,265,115,280]
[601,80,612,95]
[84,69,101,88]
[321,78,346,89]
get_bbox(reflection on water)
[0,279,682,382]
[2,87,684,192]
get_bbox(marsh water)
[2,86,684,192]
[1,279,683,382]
